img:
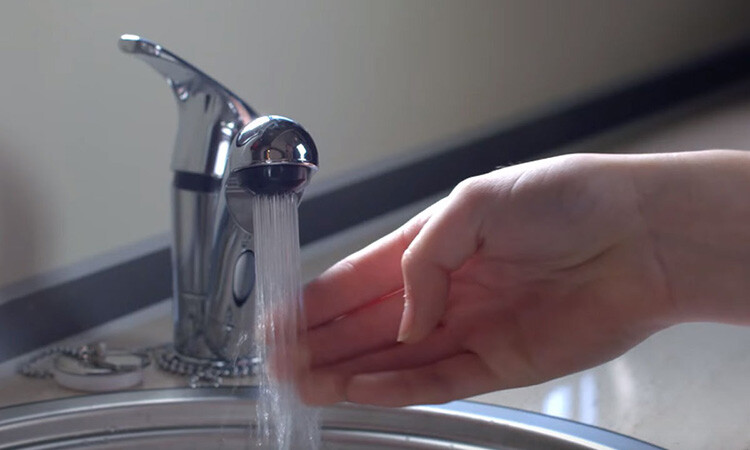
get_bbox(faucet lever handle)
[119,34,257,177]
[119,34,205,90]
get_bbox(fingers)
[328,326,464,375]
[303,238,405,328]
[304,198,447,328]
[399,192,484,343]
[298,368,348,405]
[299,326,464,405]
[306,289,404,367]
[346,353,497,406]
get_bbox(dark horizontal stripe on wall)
[3,38,750,363]
[298,39,750,244]
[0,250,172,361]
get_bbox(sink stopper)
[19,342,151,392]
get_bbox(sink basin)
[0,388,659,449]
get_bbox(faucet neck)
[119,34,257,178]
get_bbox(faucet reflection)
[541,373,599,426]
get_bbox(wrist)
[629,150,750,325]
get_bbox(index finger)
[304,198,446,328]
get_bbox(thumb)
[398,190,484,343]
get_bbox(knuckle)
[401,246,420,272]
[452,176,485,201]
[451,174,497,210]
[449,175,493,226]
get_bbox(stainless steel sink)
[0,388,659,449]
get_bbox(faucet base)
[152,344,260,381]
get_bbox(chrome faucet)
[119,35,318,371]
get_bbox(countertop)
[3,90,750,449]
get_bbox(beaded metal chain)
[19,343,257,387]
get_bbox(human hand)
[298,151,750,406]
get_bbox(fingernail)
[397,327,409,343]
[397,295,412,342]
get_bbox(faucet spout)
[225,115,319,233]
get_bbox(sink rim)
[0,387,661,449]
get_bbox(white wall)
[1,0,749,288]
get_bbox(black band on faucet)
[173,172,222,192]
